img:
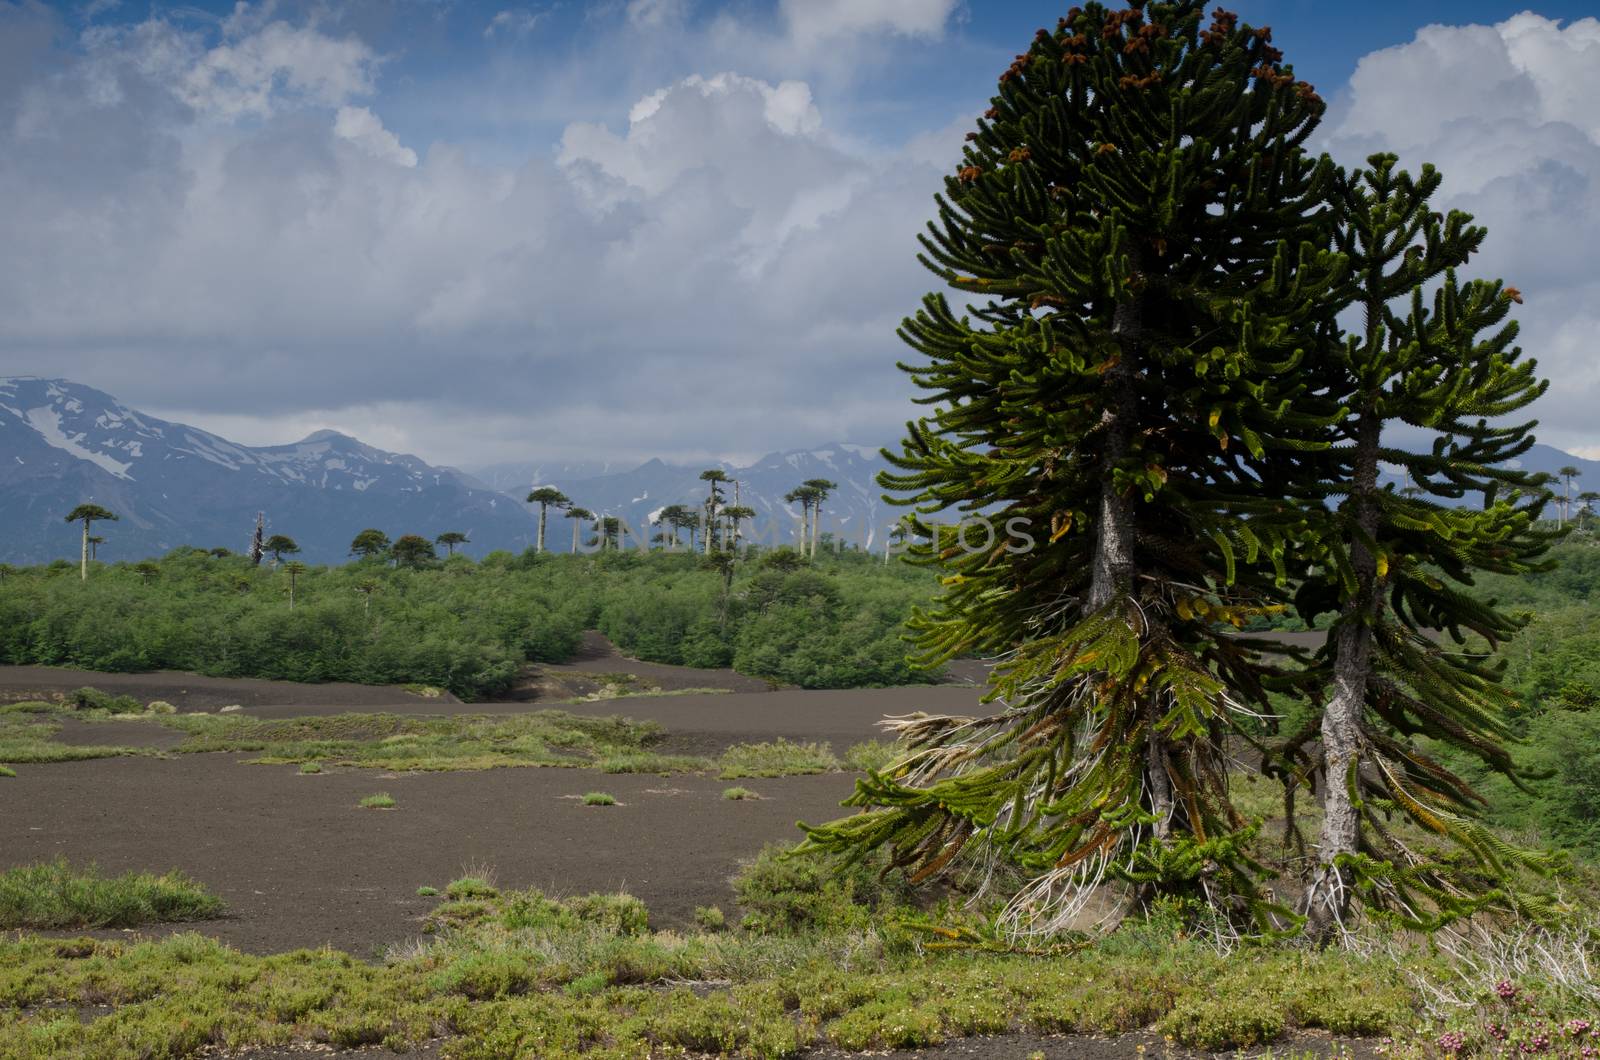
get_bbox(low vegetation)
[580,792,616,806]
[358,792,395,809]
[1,852,1592,1058]
[718,739,838,779]
[0,859,222,930]
[0,548,938,698]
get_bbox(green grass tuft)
[0,765,14,778]
[416,886,440,897]
[718,739,839,778]
[445,876,499,900]
[582,791,617,806]
[722,786,757,801]
[358,792,396,809]
[299,760,322,774]
[0,859,223,929]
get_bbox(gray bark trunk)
[1304,412,1382,940]
[1092,258,1174,837]
[537,506,547,554]
[80,520,89,581]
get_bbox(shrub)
[359,792,395,809]
[844,740,899,773]
[417,886,439,897]
[582,792,617,806]
[718,739,838,778]
[722,787,757,801]
[299,761,322,774]
[145,700,178,715]
[69,687,143,714]
[1158,991,1286,1051]
[0,765,14,778]
[733,842,912,934]
[446,876,499,900]
[694,905,726,930]
[0,859,223,929]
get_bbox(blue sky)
[3,0,1599,466]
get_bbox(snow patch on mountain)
[25,406,134,480]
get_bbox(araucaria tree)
[1290,156,1556,937]
[699,470,729,555]
[564,507,594,553]
[264,535,300,564]
[526,487,570,553]
[350,529,391,559]
[802,479,838,557]
[436,531,470,556]
[801,1,1351,933]
[65,505,118,581]
[391,534,438,568]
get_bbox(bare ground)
[1,752,860,956]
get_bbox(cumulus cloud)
[1324,12,1600,452]
[0,8,947,467]
[780,0,960,49]
[333,105,417,167]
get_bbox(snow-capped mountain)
[0,378,536,564]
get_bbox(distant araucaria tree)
[526,487,570,554]
[65,504,118,581]
[436,531,470,557]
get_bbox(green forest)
[0,546,940,699]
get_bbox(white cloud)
[485,9,545,39]
[627,0,689,30]
[333,105,417,167]
[1325,13,1600,454]
[780,0,959,49]
[0,13,945,466]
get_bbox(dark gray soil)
[0,752,860,956]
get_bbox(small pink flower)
[1495,979,1519,1001]
[1568,1019,1592,1038]
[1439,1030,1467,1053]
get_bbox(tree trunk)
[1304,411,1382,941]
[80,519,89,581]
[1093,258,1174,839]
[537,505,547,553]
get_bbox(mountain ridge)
[3,378,1595,565]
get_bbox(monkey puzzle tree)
[65,504,118,582]
[699,470,729,555]
[564,507,593,553]
[391,534,438,568]
[264,535,300,564]
[282,561,308,609]
[526,487,570,553]
[86,535,104,561]
[784,486,818,556]
[435,531,470,557]
[802,479,838,558]
[799,0,1347,933]
[657,505,692,550]
[723,505,756,551]
[1557,466,1580,527]
[1289,155,1558,937]
[354,577,381,616]
[350,528,391,559]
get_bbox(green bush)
[69,687,143,714]
[0,859,223,929]
[732,843,912,935]
[0,549,940,697]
